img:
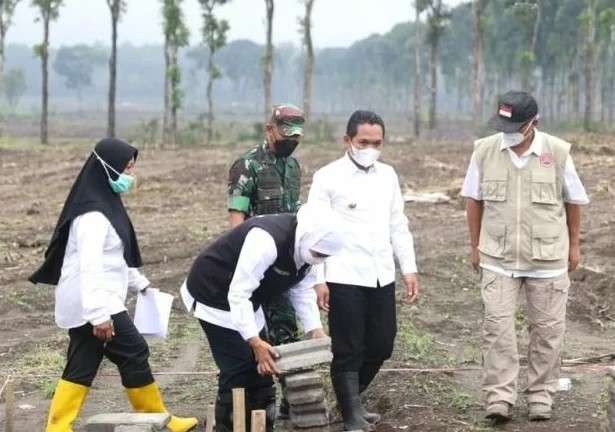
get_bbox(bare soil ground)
[0,130,614,431]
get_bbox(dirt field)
[1,129,614,431]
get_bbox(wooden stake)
[232,388,246,432]
[250,410,266,432]
[5,379,14,432]
[205,403,215,432]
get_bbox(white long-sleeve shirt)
[55,211,150,329]
[181,227,323,341]
[461,130,590,278]
[308,154,417,287]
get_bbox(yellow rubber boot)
[126,382,198,432]
[46,379,89,432]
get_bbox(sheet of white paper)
[134,288,174,338]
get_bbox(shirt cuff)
[564,198,590,205]
[314,264,326,285]
[134,274,151,292]
[89,313,111,326]
[228,196,251,213]
[301,314,323,335]
[400,259,418,275]
[237,322,259,341]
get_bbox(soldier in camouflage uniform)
[227,104,305,418]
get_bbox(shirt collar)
[499,129,543,157]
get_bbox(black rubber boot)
[250,386,277,432]
[332,372,376,432]
[214,392,233,432]
[358,362,382,424]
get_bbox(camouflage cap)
[272,104,305,137]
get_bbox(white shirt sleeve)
[307,170,332,284]
[227,228,278,340]
[76,212,112,326]
[288,268,322,334]
[389,170,418,274]
[461,153,481,200]
[127,268,150,293]
[562,156,590,205]
[314,264,326,285]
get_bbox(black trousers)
[62,311,154,388]
[199,320,274,395]
[329,282,397,389]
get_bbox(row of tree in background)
[0,0,614,145]
[0,0,311,145]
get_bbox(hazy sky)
[11,0,466,49]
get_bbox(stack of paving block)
[275,337,333,429]
[85,413,170,432]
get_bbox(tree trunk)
[302,0,315,121]
[163,37,172,147]
[413,2,421,138]
[263,0,274,122]
[471,0,487,130]
[0,17,6,138]
[584,0,597,132]
[206,49,214,145]
[41,15,50,145]
[428,36,438,130]
[527,0,541,92]
[107,2,119,138]
[170,45,179,148]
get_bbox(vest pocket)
[481,180,507,201]
[531,169,558,205]
[532,224,565,261]
[479,223,507,258]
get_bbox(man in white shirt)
[462,91,589,422]
[308,110,419,432]
[181,206,344,432]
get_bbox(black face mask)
[274,139,299,157]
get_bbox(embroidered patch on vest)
[540,152,554,168]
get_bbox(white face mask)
[501,132,525,148]
[349,145,381,168]
[501,117,537,148]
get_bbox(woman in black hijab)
[31,138,197,432]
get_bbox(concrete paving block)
[275,337,331,358]
[274,339,332,374]
[286,387,325,405]
[289,400,327,415]
[114,426,154,432]
[289,411,329,428]
[284,371,322,390]
[86,413,170,432]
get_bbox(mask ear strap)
[93,151,121,177]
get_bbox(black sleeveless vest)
[186,214,311,311]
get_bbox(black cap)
[487,91,538,133]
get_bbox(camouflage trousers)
[262,292,299,346]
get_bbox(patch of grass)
[0,136,85,151]
[21,345,65,376]
[447,389,474,413]
[515,305,527,331]
[38,378,57,399]
[398,321,434,363]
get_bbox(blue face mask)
[93,151,135,194]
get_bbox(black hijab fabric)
[30,138,143,285]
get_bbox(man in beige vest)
[462,91,589,422]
